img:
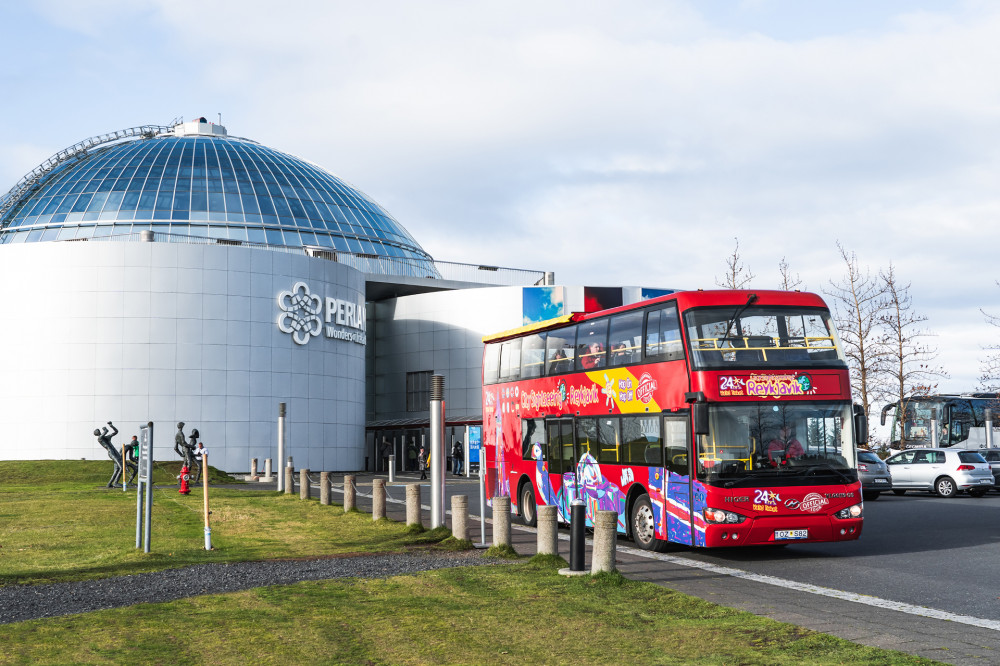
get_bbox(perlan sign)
[276,282,367,346]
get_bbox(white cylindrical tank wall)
[0,241,366,472]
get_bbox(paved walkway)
[308,471,1000,666]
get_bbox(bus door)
[663,413,696,546]
[545,417,577,521]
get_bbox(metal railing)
[67,231,546,287]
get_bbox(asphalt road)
[374,476,1000,622]
[663,489,1000,621]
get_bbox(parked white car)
[884,448,993,498]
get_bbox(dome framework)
[0,120,436,275]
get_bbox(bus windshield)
[886,394,1000,448]
[697,402,857,488]
[684,306,844,369]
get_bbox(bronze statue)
[95,421,123,488]
[173,421,200,483]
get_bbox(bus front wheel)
[519,483,537,527]
[630,495,668,552]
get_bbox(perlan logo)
[277,282,322,345]
[277,282,367,346]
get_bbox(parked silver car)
[857,449,892,500]
[885,448,993,498]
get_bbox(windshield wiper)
[718,293,758,349]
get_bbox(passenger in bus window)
[767,426,804,465]
[581,342,605,369]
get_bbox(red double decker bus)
[482,290,867,550]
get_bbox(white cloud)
[1,0,999,390]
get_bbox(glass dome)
[0,121,437,276]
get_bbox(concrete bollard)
[284,465,294,495]
[372,478,386,520]
[344,474,356,512]
[406,483,422,527]
[591,509,618,575]
[492,496,511,548]
[451,494,468,541]
[320,472,330,505]
[300,469,311,500]
[537,504,558,556]
[263,458,273,480]
[250,457,258,478]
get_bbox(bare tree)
[778,256,804,291]
[823,243,889,427]
[716,237,755,289]
[980,280,1000,392]
[879,263,948,428]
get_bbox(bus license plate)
[775,529,808,540]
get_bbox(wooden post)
[372,478,386,520]
[537,505,558,555]
[202,452,212,550]
[320,472,330,505]
[451,495,468,541]
[492,496,511,548]
[344,474,356,512]
[406,484,422,527]
[300,468,311,500]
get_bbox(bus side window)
[499,338,522,382]
[521,332,546,379]
[664,416,689,476]
[483,343,500,385]
[645,305,684,361]
[598,417,621,465]
[521,418,545,461]
[545,325,576,375]
[576,417,599,462]
[609,311,643,367]
[576,319,608,371]
[621,415,661,466]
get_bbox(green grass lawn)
[0,462,941,665]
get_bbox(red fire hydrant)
[179,464,191,495]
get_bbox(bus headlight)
[835,503,863,519]
[704,508,747,524]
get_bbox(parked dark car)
[857,449,892,500]
[980,448,1000,490]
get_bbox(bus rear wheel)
[630,495,668,552]
[519,484,537,527]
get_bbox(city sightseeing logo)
[277,282,367,346]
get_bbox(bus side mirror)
[693,402,709,435]
[685,392,709,435]
[879,404,893,427]
[854,404,869,446]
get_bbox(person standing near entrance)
[452,439,464,476]
[418,447,428,480]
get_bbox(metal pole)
[430,374,446,528]
[930,408,939,448]
[986,409,994,449]
[143,422,153,553]
[388,455,395,483]
[203,452,212,550]
[569,499,586,571]
[477,463,488,548]
[277,402,286,492]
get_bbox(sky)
[0,0,997,395]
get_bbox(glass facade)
[0,131,437,276]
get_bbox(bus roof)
[482,289,831,344]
